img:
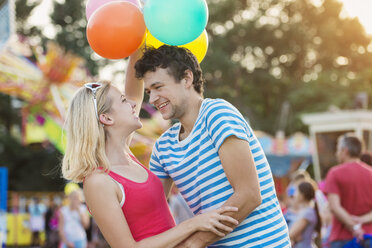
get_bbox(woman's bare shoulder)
[84,170,114,191]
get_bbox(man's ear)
[183,69,194,88]
[99,113,114,126]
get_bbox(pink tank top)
[106,156,176,241]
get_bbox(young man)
[324,134,372,248]
[135,45,290,247]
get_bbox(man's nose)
[149,92,159,105]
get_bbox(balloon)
[145,30,163,49]
[87,2,146,59]
[146,30,209,63]
[143,0,208,46]
[86,0,141,20]
[180,30,208,63]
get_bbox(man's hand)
[351,224,364,241]
[351,215,362,224]
[350,215,365,241]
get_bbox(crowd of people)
[25,189,109,248]
[283,134,372,248]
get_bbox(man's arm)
[180,136,262,247]
[328,193,363,238]
[355,211,372,224]
[124,49,144,111]
[125,49,144,146]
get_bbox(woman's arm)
[84,172,238,248]
[289,218,308,245]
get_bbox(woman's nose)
[129,100,136,109]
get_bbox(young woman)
[61,51,239,248]
[289,180,321,248]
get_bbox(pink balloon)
[86,0,141,20]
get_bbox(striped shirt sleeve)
[206,100,254,151]
[149,142,170,179]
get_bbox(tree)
[15,0,43,40]
[203,0,372,134]
[0,94,65,191]
[49,0,107,76]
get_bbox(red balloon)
[87,2,146,59]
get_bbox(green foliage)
[15,0,43,38]
[203,0,372,135]
[0,94,65,191]
[0,135,65,191]
[14,0,106,76]
[0,94,19,132]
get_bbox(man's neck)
[343,157,360,164]
[179,97,204,139]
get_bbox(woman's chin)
[135,121,143,130]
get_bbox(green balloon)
[144,0,208,46]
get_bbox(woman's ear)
[99,113,114,126]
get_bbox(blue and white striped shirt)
[150,98,290,247]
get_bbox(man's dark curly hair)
[135,45,205,95]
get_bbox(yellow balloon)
[146,29,164,49]
[146,30,208,63]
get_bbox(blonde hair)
[62,82,112,182]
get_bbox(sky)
[338,0,372,34]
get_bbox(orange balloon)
[87,2,146,59]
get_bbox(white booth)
[301,110,372,181]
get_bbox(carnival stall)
[256,131,312,196]
[302,110,372,181]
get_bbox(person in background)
[289,179,321,248]
[320,203,333,248]
[58,189,90,248]
[89,218,110,248]
[168,186,194,224]
[324,134,372,248]
[285,170,311,227]
[43,196,61,248]
[360,152,372,167]
[29,197,47,247]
